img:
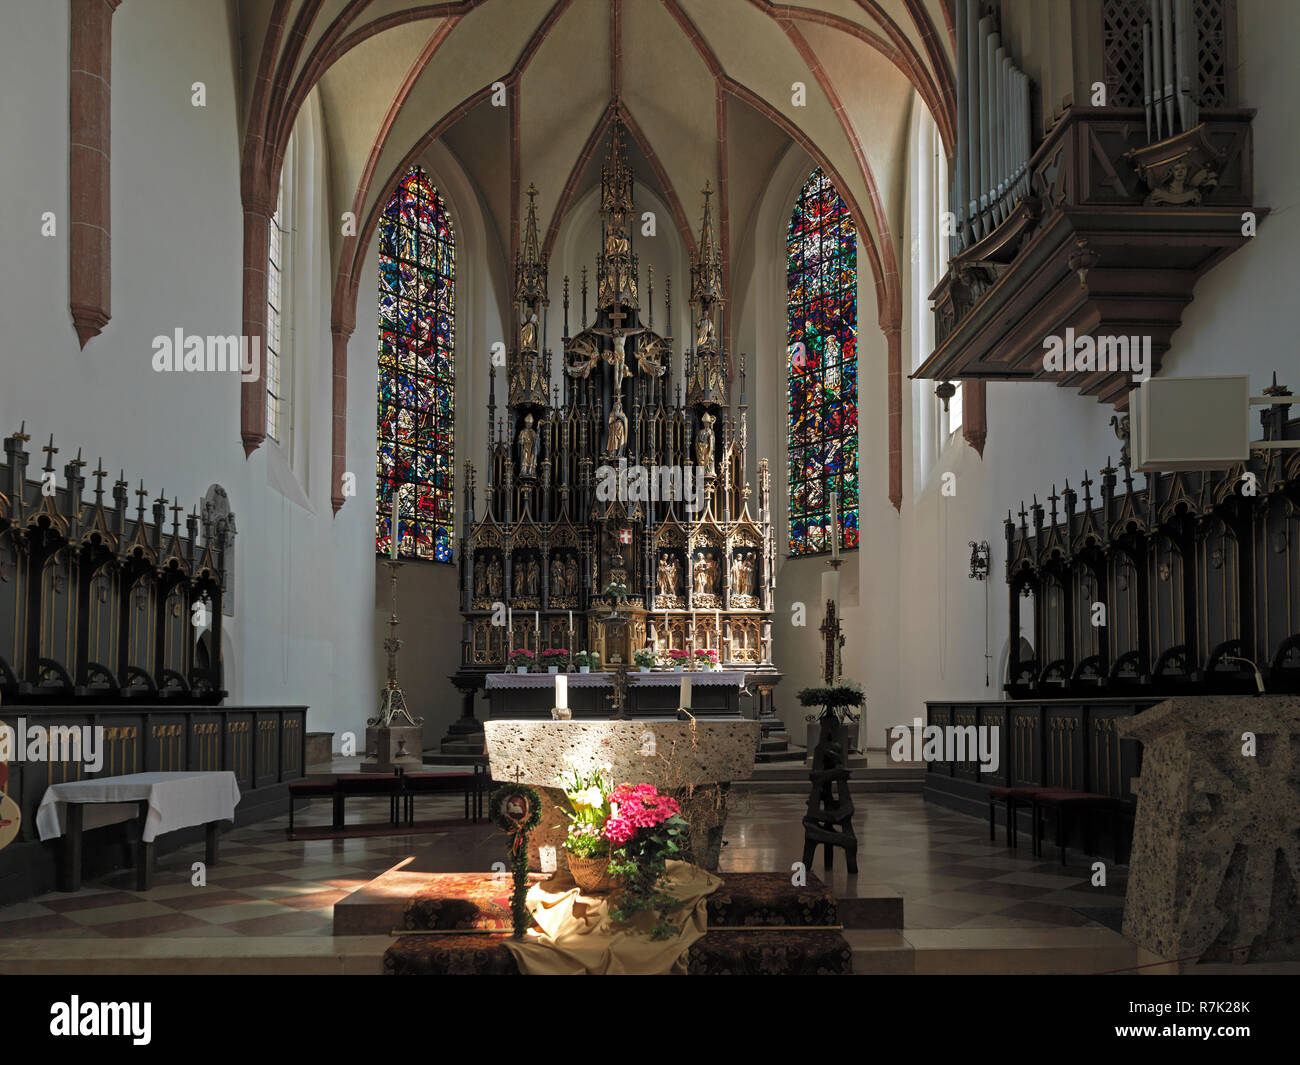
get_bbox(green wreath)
[489,784,542,938]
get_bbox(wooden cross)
[10,421,30,443]
[134,482,149,514]
[607,305,628,333]
[41,434,58,470]
[170,502,184,529]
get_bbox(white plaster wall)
[0,0,375,745]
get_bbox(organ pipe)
[951,2,1032,255]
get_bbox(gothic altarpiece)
[453,123,779,703]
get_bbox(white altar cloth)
[37,771,241,842]
[486,670,746,689]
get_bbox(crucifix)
[134,482,149,519]
[41,434,58,471]
[169,502,185,534]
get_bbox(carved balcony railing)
[916,105,1259,407]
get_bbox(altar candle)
[714,610,720,642]
[679,675,691,710]
[830,490,839,559]
[822,569,840,609]
[555,673,568,711]
[568,610,573,630]
[508,607,513,650]
[390,483,401,559]
[535,610,540,632]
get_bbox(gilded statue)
[565,557,577,598]
[527,558,540,596]
[657,553,678,597]
[695,312,717,353]
[607,401,628,456]
[519,311,539,352]
[696,411,716,476]
[730,551,752,596]
[550,556,564,596]
[474,556,486,596]
[693,553,717,595]
[636,334,669,377]
[564,334,601,379]
[488,558,502,597]
[518,413,539,478]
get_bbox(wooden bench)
[288,767,487,835]
[1029,789,1136,865]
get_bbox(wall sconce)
[968,540,990,581]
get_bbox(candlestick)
[555,673,568,711]
[568,609,573,630]
[508,607,513,651]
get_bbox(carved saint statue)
[695,312,716,352]
[488,558,502,597]
[512,564,524,598]
[658,553,678,597]
[474,557,486,597]
[565,557,577,598]
[612,332,630,394]
[527,558,540,596]
[520,311,539,352]
[694,553,715,595]
[607,401,628,456]
[731,552,752,596]
[551,556,564,597]
[518,413,539,478]
[696,412,716,476]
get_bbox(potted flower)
[693,647,719,671]
[605,783,691,939]
[633,647,657,673]
[666,648,689,672]
[574,650,600,674]
[540,647,569,674]
[560,769,620,893]
[508,648,535,673]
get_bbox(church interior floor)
[0,792,1263,974]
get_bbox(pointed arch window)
[376,166,456,562]
[787,169,859,557]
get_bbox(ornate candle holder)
[369,560,422,729]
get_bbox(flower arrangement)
[508,648,536,668]
[666,648,690,667]
[602,581,629,602]
[573,650,601,669]
[605,784,690,939]
[540,647,569,665]
[693,647,718,667]
[560,768,613,859]
[633,647,658,669]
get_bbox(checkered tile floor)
[0,795,489,939]
[0,793,1124,940]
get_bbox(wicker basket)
[566,852,622,894]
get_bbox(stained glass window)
[787,169,859,556]
[376,166,455,562]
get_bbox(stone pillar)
[1119,695,1300,964]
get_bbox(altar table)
[484,670,747,719]
[37,771,241,891]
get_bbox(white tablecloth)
[486,671,746,689]
[36,772,241,842]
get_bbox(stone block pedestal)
[1120,695,1300,964]
[362,725,424,773]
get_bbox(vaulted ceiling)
[235,0,956,334]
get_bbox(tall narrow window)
[266,175,286,443]
[787,169,859,557]
[376,166,455,562]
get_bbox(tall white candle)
[568,609,573,630]
[822,569,840,609]
[390,483,401,560]
[830,490,839,560]
[555,673,567,710]
[508,607,513,651]
[679,675,691,710]
[534,610,540,634]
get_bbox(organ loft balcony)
[913,106,1260,408]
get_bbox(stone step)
[844,926,1144,975]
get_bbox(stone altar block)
[1120,695,1300,964]
[484,719,760,873]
